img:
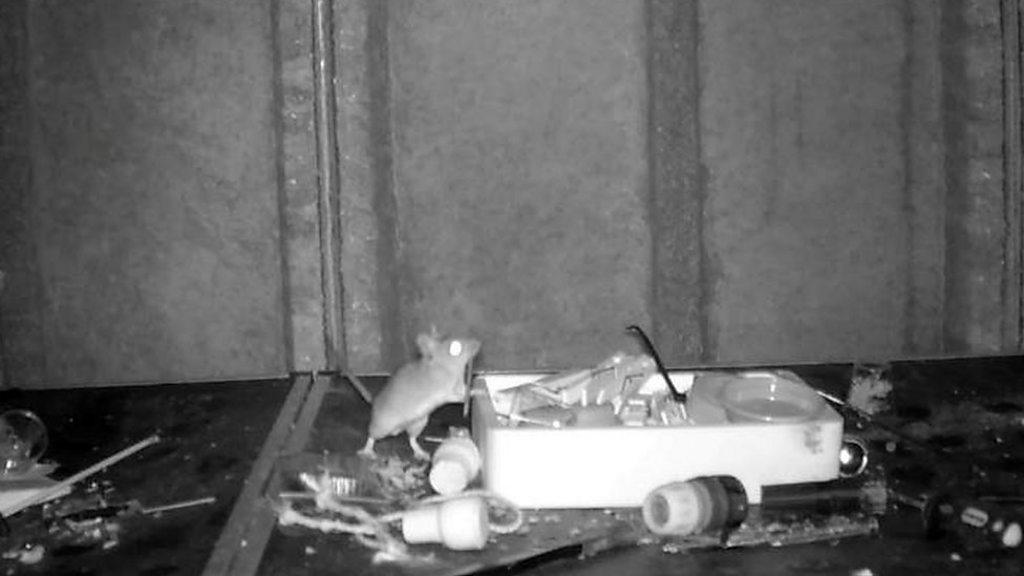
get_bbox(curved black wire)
[625,325,686,400]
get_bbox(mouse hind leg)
[405,416,431,460]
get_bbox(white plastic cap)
[429,436,481,495]
[401,497,490,551]
[1002,522,1022,548]
[642,481,710,536]
[402,506,442,544]
[430,458,470,496]
[438,496,489,550]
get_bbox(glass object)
[0,410,48,475]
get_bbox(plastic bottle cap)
[438,496,489,550]
[401,497,490,550]
[402,506,442,544]
[642,481,711,536]
[430,459,470,495]
[1002,522,1022,548]
[429,437,481,495]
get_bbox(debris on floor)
[0,446,214,569]
[2,434,159,518]
[272,457,429,565]
[847,364,893,416]
[271,449,528,566]
[1,544,44,565]
[724,512,879,549]
[0,463,71,517]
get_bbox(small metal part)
[890,487,1024,550]
[625,325,688,419]
[504,412,564,428]
[141,496,217,515]
[523,385,568,406]
[839,436,869,477]
[278,491,387,505]
[814,388,941,455]
[298,472,366,498]
[618,399,651,427]
[462,362,475,418]
[327,476,362,498]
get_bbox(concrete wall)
[944,0,1016,352]
[322,0,1014,373]
[336,0,395,372]
[0,0,32,387]
[0,1,287,386]
[382,0,651,369]
[701,0,941,363]
[1,0,1017,385]
[363,0,963,370]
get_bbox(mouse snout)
[463,339,481,357]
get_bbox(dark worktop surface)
[258,356,1024,576]
[0,378,292,576]
[0,355,1023,575]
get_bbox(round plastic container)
[719,374,824,423]
[0,410,48,475]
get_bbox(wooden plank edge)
[202,373,315,576]
[203,372,332,576]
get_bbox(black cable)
[625,325,686,401]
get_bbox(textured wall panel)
[905,0,947,355]
[647,0,707,363]
[944,0,1013,353]
[336,0,396,372]
[702,0,920,362]
[388,0,650,369]
[278,0,328,371]
[24,0,286,386]
[0,0,42,387]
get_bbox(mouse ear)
[416,333,437,358]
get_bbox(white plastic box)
[470,370,844,508]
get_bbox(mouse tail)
[344,373,374,404]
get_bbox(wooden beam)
[904,0,947,355]
[1002,0,1023,350]
[276,0,328,372]
[646,0,707,362]
[202,373,329,576]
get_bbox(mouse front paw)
[409,438,431,461]
[358,437,377,459]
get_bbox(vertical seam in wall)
[367,0,402,369]
[643,0,667,356]
[0,0,32,387]
[313,0,345,368]
[270,0,295,371]
[941,0,968,351]
[1001,0,1024,349]
[26,0,49,384]
[642,0,656,344]
[694,1,713,362]
[901,0,917,354]
[1018,0,1024,348]
[645,0,706,363]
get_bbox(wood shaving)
[274,469,430,565]
[275,503,375,536]
[368,456,429,504]
[847,367,893,416]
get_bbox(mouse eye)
[448,340,463,356]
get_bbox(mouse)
[347,332,481,460]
